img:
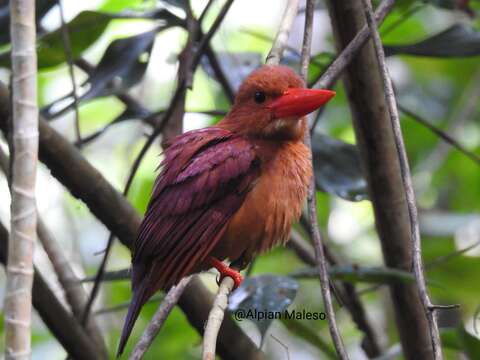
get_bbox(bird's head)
[222,65,335,140]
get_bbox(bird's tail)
[116,284,149,357]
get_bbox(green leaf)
[441,326,480,357]
[307,52,335,86]
[385,24,480,58]
[37,11,116,68]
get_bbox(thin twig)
[190,0,234,74]
[202,277,235,360]
[399,104,480,167]
[300,2,348,357]
[361,0,443,358]
[130,277,191,360]
[58,0,82,147]
[265,0,300,65]
[417,69,480,175]
[5,0,38,358]
[198,0,215,24]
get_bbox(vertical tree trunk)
[5,0,38,359]
[325,2,433,359]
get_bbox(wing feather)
[132,127,259,291]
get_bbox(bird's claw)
[209,257,243,290]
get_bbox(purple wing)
[118,127,259,355]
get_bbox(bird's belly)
[212,142,311,265]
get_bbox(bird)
[117,64,335,355]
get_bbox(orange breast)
[212,140,312,264]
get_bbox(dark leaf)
[228,275,298,344]
[312,133,368,201]
[385,24,480,57]
[42,29,158,119]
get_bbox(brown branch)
[0,81,261,360]
[325,0,435,358]
[265,0,300,65]
[362,0,443,357]
[5,0,38,357]
[0,222,101,360]
[300,1,348,358]
[202,277,235,360]
[130,277,191,360]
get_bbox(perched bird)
[118,65,335,355]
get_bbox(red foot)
[208,257,243,289]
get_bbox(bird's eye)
[254,91,266,104]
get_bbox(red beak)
[269,88,336,119]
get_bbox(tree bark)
[5,0,38,358]
[325,2,433,359]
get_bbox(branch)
[299,1,348,358]
[202,277,234,360]
[130,277,191,360]
[0,74,260,360]
[361,0,443,357]
[325,0,436,358]
[265,0,300,65]
[5,0,38,358]
[0,222,101,360]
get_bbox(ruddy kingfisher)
[118,65,335,354]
